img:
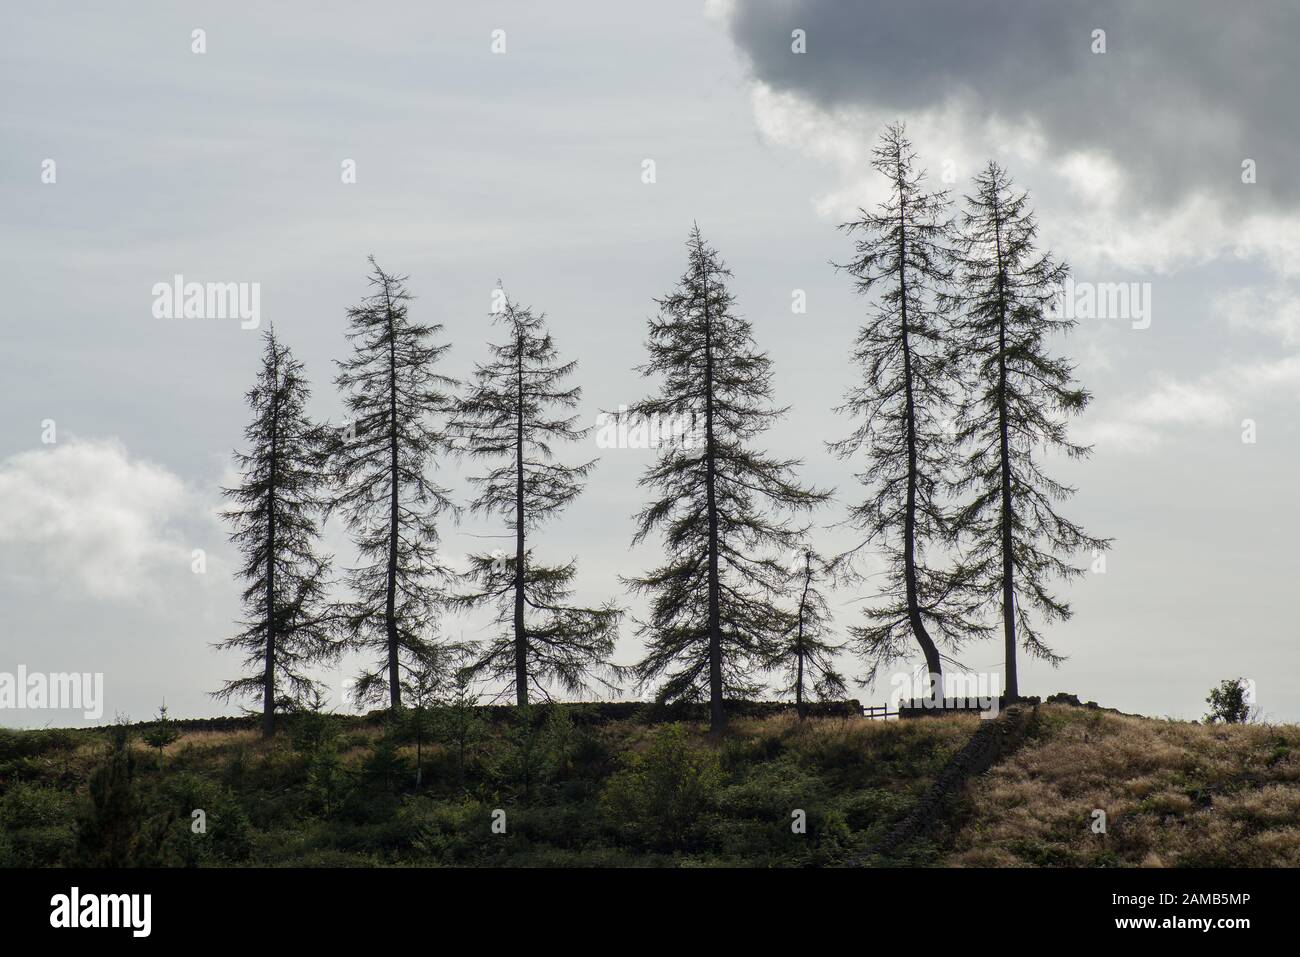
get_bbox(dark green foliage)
[0,782,76,866]
[600,724,723,850]
[216,327,338,734]
[3,706,985,867]
[484,704,600,805]
[360,729,410,795]
[492,704,549,803]
[400,660,445,790]
[0,727,84,782]
[154,773,253,866]
[624,226,829,731]
[451,290,621,704]
[285,710,350,818]
[542,704,578,781]
[435,664,485,788]
[288,709,342,756]
[1205,678,1255,725]
[330,257,459,711]
[401,797,500,865]
[141,702,181,767]
[304,749,347,819]
[0,728,50,763]
[73,724,166,867]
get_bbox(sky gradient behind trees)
[3,2,1295,725]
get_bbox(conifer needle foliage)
[625,225,828,732]
[451,290,621,705]
[330,258,460,711]
[217,327,338,735]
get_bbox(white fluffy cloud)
[1082,356,1300,451]
[0,438,214,602]
[1216,286,1300,345]
[748,83,1300,278]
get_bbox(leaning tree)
[450,290,621,705]
[330,257,460,711]
[216,326,338,736]
[947,161,1109,698]
[625,225,828,733]
[830,122,986,696]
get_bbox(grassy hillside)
[2,703,1296,867]
[947,705,1300,867]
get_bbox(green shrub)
[600,724,723,850]
[360,732,411,794]
[0,728,37,762]
[1,780,75,828]
[719,731,785,771]
[490,705,550,803]
[717,761,820,819]
[842,788,912,832]
[570,727,614,780]
[0,782,77,866]
[807,807,854,864]
[543,705,578,781]
[141,703,182,767]
[74,724,167,867]
[305,749,348,818]
[152,773,253,865]
[289,710,342,755]
[400,796,499,864]
[1205,678,1254,725]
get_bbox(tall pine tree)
[948,161,1109,699]
[216,327,337,737]
[771,547,846,718]
[330,257,459,711]
[626,225,828,733]
[450,290,621,705]
[830,123,986,695]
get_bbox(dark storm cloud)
[727,0,1300,208]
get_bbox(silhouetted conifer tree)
[451,291,621,705]
[771,547,846,717]
[625,225,828,733]
[831,123,986,695]
[331,258,459,711]
[216,327,337,736]
[947,162,1109,698]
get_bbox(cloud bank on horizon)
[725,0,1298,214]
[715,0,1300,455]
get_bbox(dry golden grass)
[725,711,980,748]
[173,728,262,754]
[946,705,1300,867]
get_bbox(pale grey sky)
[3,1,1297,726]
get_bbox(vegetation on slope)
[4,702,1294,868]
[947,704,1300,867]
[0,706,973,867]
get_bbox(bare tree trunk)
[513,335,529,706]
[993,209,1018,700]
[385,295,402,710]
[795,553,810,718]
[703,272,724,736]
[996,327,1017,699]
[262,348,280,738]
[898,189,944,699]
